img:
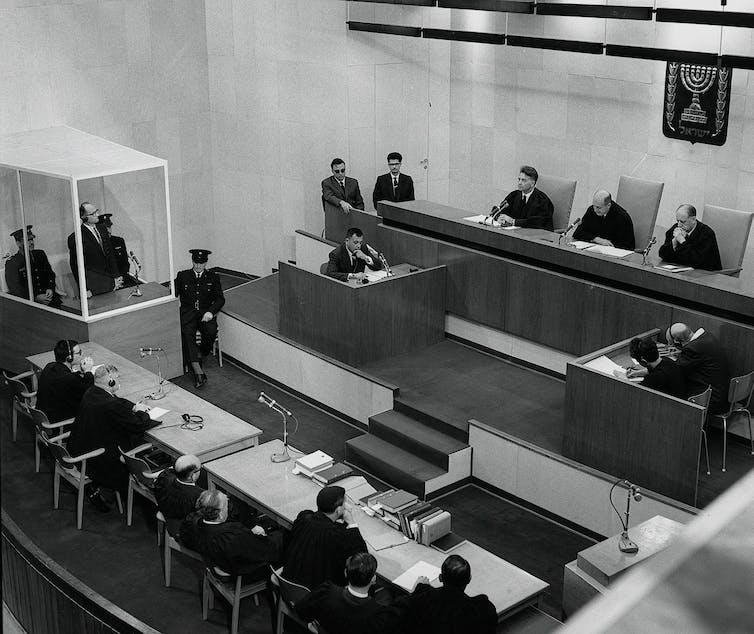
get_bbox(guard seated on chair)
[175,249,225,389]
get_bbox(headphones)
[181,413,204,431]
[65,340,73,364]
[108,376,116,387]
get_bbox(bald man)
[154,454,204,537]
[667,323,730,414]
[658,204,721,271]
[572,190,635,250]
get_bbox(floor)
[1,358,593,632]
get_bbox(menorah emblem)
[680,64,716,125]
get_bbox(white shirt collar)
[347,586,369,598]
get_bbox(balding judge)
[658,204,721,271]
[573,190,635,250]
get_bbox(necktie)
[393,177,398,198]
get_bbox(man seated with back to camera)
[68,365,160,512]
[325,227,383,283]
[36,339,95,424]
[619,337,686,399]
[403,554,497,634]
[282,485,368,590]
[296,552,407,634]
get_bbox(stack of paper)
[393,561,441,591]
[584,355,625,376]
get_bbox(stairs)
[345,407,472,500]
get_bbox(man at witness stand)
[325,227,383,283]
[282,485,368,590]
[573,190,635,250]
[403,554,496,634]
[658,204,722,271]
[68,365,159,511]
[36,339,95,423]
[296,552,406,634]
[322,158,365,215]
[493,165,554,230]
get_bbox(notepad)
[570,241,594,250]
[658,264,693,273]
[364,269,388,282]
[587,245,634,258]
[584,355,625,376]
[393,561,441,591]
[463,215,501,227]
[148,407,169,420]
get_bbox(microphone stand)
[379,253,393,277]
[141,349,166,400]
[129,254,143,298]
[558,219,581,246]
[640,236,657,266]
[270,404,290,463]
[610,480,640,554]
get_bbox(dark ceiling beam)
[347,21,422,36]
[422,28,506,44]
[655,9,754,28]
[437,0,534,13]
[535,3,652,21]
[605,45,719,66]
[507,35,603,53]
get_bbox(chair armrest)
[44,417,74,430]
[21,390,36,399]
[142,470,163,481]
[718,267,742,276]
[10,370,35,381]
[125,442,153,457]
[49,430,71,444]
[64,447,105,463]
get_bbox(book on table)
[379,489,418,514]
[311,462,353,485]
[293,450,333,478]
[431,532,466,553]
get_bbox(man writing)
[325,227,383,282]
[658,204,721,271]
[573,190,635,250]
[322,158,365,215]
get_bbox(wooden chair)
[270,566,313,634]
[202,565,267,634]
[616,175,664,249]
[157,510,203,587]
[3,370,36,441]
[701,204,754,276]
[119,444,162,529]
[688,387,712,477]
[536,174,577,232]
[42,431,123,530]
[713,371,754,472]
[28,407,73,473]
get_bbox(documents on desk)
[393,561,441,591]
[292,450,333,477]
[364,269,388,283]
[584,355,626,376]
[657,263,693,273]
[569,241,633,258]
[464,214,500,227]
[148,406,169,420]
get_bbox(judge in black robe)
[573,191,635,250]
[282,486,368,590]
[36,341,94,423]
[658,204,722,271]
[68,367,159,492]
[495,166,553,230]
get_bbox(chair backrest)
[688,386,712,411]
[44,437,78,473]
[273,569,311,611]
[2,372,31,408]
[701,204,754,271]
[616,175,664,248]
[536,175,577,231]
[119,447,157,490]
[29,407,52,436]
[728,371,754,407]
[319,262,328,275]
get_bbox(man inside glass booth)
[4,225,62,308]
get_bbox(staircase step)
[369,410,468,470]
[345,434,446,500]
[394,398,469,442]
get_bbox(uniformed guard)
[5,225,62,308]
[175,249,225,388]
[97,213,137,286]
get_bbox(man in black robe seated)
[621,338,685,399]
[666,323,730,414]
[296,552,406,634]
[658,204,722,271]
[68,365,159,511]
[493,165,554,230]
[573,190,635,250]
[5,225,62,308]
[36,339,95,423]
[282,485,368,590]
[325,227,383,283]
[403,554,497,634]
[154,454,204,538]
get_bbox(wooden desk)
[563,331,706,506]
[27,342,262,461]
[562,515,684,616]
[354,201,754,374]
[278,261,446,366]
[205,440,548,619]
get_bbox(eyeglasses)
[333,168,345,174]
[388,163,401,167]
[86,209,100,217]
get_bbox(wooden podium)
[278,261,446,366]
[563,515,684,616]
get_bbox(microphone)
[639,236,656,265]
[490,199,509,221]
[129,250,141,268]
[558,217,581,245]
[258,391,292,416]
[139,347,164,357]
[626,481,643,502]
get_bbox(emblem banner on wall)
[662,62,732,146]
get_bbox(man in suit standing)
[97,213,137,286]
[322,158,365,215]
[325,227,383,282]
[67,202,123,296]
[174,249,225,388]
[36,339,95,423]
[5,225,62,308]
[372,151,415,214]
[493,165,554,230]
[658,204,722,271]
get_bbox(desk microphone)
[139,347,164,357]
[129,251,141,268]
[258,391,292,416]
[558,217,581,245]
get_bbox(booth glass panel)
[1,166,25,298]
